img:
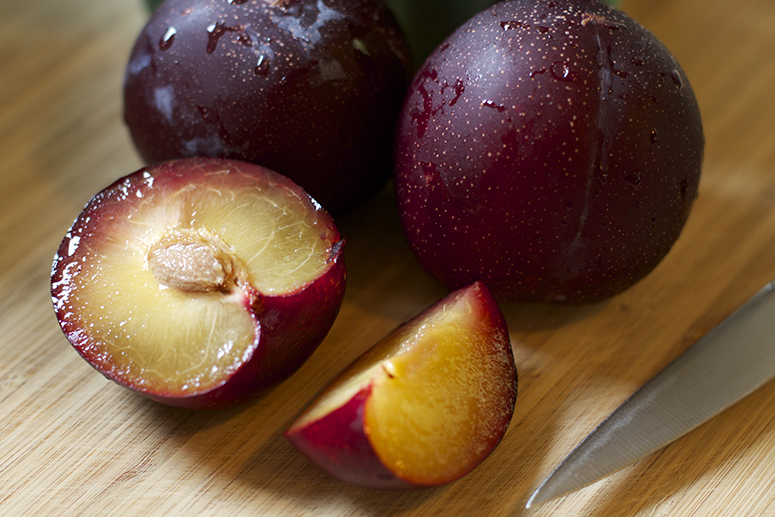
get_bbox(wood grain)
[2,0,775,515]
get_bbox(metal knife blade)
[526,279,775,508]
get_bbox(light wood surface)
[2,0,775,515]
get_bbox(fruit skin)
[393,0,704,303]
[124,0,412,215]
[289,385,408,488]
[285,282,518,489]
[51,158,346,410]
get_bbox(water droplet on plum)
[160,27,177,51]
[501,20,529,30]
[206,22,245,54]
[254,54,271,76]
[550,62,576,82]
[669,69,684,89]
[481,99,506,112]
[625,170,642,187]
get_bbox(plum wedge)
[51,158,346,410]
[285,282,518,488]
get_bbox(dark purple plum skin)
[124,0,411,215]
[393,0,704,303]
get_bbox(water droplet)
[382,361,398,378]
[669,69,683,89]
[501,20,529,30]
[196,105,219,124]
[160,27,176,51]
[254,54,271,76]
[550,61,577,82]
[481,99,506,112]
[238,32,252,47]
[229,0,248,4]
[680,177,689,198]
[625,170,642,187]
[206,22,243,54]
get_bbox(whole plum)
[393,0,704,303]
[125,0,411,215]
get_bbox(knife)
[526,279,775,508]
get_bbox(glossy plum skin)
[51,158,347,410]
[124,0,411,215]
[393,0,704,303]
[287,385,412,488]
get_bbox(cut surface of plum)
[286,282,518,488]
[52,158,346,408]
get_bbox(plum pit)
[147,227,242,293]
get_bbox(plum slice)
[285,282,518,488]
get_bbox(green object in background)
[384,0,498,66]
[142,0,621,65]
[145,0,163,12]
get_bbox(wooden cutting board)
[2,0,775,515]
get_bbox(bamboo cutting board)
[2,0,775,515]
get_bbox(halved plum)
[51,158,346,409]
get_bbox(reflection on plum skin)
[127,0,412,216]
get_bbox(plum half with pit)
[393,0,704,303]
[124,0,411,215]
[51,158,346,410]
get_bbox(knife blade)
[526,279,775,508]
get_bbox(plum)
[124,0,411,215]
[286,282,517,488]
[51,158,346,409]
[393,0,704,303]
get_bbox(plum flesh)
[51,158,346,409]
[393,0,703,303]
